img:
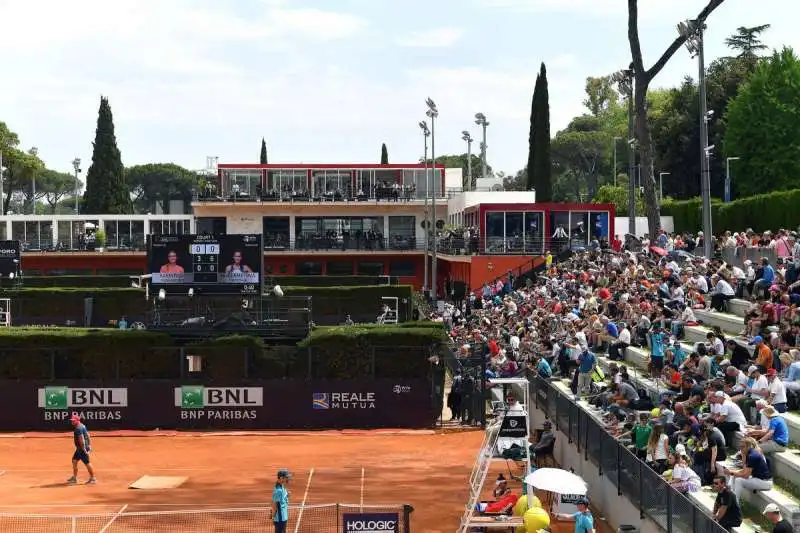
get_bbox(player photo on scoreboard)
[219,235,261,284]
[149,236,194,284]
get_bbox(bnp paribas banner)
[0,379,437,431]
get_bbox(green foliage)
[380,143,389,165]
[260,138,268,164]
[126,163,198,214]
[593,185,644,216]
[94,229,106,248]
[552,115,609,200]
[528,63,553,199]
[724,47,800,197]
[661,189,800,233]
[38,168,82,213]
[83,97,130,214]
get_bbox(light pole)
[72,158,82,214]
[0,151,4,214]
[725,156,740,203]
[419,120,430,294]
[679,19,713,258]
[658,172,670,203]
[474,113,489,183]
[426,98,439,301]
[461,131,473,190]
[612,137,622,186]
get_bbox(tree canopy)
[83,97,129,214]
[126,163,199,214]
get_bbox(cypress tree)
[260,138,268,164]
[531,63,553,201]
[380,143,389,164]
[526,72,541,191]
[83,96,129,214]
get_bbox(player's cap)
[277,469,292,479]
[762,503,780,515]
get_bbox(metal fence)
[530,375,729,533]
[0,503,413,533]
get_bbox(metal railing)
[720,246,779,268]
[196,187,443,203]
[530,375,729,533]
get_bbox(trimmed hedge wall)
[17,275,401,289]
[662,189,800,234]
[0,285,414,326]
[0,323,445,381]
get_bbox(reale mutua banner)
[0,379,436,431]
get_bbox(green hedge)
[661,189,800,234]
[0,324,443,381]
[18,275,401,289]
[0,285,414,326]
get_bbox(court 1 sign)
[38,386,128,422]
[342,513,399,533]
[175,386,263,420]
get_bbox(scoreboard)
[190,241,221,283]
[148,234,261,287]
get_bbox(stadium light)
[419,120,431,293]
[474,113,489,182]
[461,131,473,190]
[425,98,439,300]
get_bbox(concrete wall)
[615,216,675,237]
[528,405,662,533]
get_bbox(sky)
[1,0,798,178]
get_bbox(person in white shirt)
[766,369,788,412]
[689,272,709,293]
[729,264,747,297]
[784,349,800,392]
[609,324,631,361]
[710,275,736,312]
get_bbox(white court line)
[293,468,314,533]
[360,467,365,511]
[0,467,213,473]
[98,504,128,533]
[0,502,271,508]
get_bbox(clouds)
[0,0,797,177]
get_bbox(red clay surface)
[0,430,483,532]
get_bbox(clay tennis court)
[0,430,482,532]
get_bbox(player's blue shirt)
[573,511,594,533]
[73,424,90,451]
[272,484,289,523]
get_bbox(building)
[3,161,614,292]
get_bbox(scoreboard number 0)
[206,244,219,254]
[191,244,205,254]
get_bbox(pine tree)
[531,63,552,200]
[380,143,389,164]
[260,138,268,164]
[83,96,129,214]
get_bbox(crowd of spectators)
[433,229,800,530]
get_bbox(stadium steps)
[688,490,759,533]
[592,351,800,488]
[694,309,746,335]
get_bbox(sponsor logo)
[342,513,399,533]
[174,386,262,420]
[312,392,376,410]
[392,385,411,394]
[0,249,18,254]
[37,387,127,421]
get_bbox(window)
[196,217,226,236]
[590,212,610,241]
[389,260,416,277]
[357,262,384,276]
[131,220,145,249]
[326,261,353,275]
[263,217,290,249]
[505,212,524,253]
[570,211,589,247]
[524,212,544,253]
[388,216,415,250]
[297,261,323,275]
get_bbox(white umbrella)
[523,468,587,496]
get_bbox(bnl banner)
[342,513,399,533]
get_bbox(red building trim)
[218,163,446,170]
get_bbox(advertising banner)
[498,415,528,438]
[342,513,399,533]
[0,240,21,277]
[0,379,435,432]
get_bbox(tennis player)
[67,415,96,485]
[271,469,291,532]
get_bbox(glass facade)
[103,220,146,249]
[311,170,352,198]
[148,219,191,235]
[295,216,385,250]
[221,169,261,198]
[263,217,290,249]
[484,211,547,254]
[387,216,416,250]
[11,220,53,250]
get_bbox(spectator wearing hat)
[762,503,795,533]
[712,475,742,532]
[751,336,774,371]
[271,469,291,533]
[555,497,595,533]
[758,406,789,455]
[723,437,773,499]
[709,390,747,449]
[766,368,788,413]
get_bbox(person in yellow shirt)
[545,251,553,268]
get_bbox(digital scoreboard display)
[0,240,21,277]
[149,234,261,285]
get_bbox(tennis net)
[0,503,412,532]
